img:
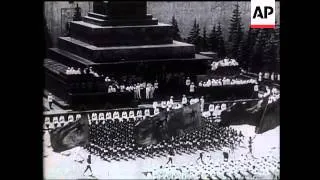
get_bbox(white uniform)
[161,101,167,108]
[122,111,128,119]
[190,84,195,93]
[182,96,188,105]
[146,85,150,99]
[113,111,120,119]
[48,95,53,103]
[150,85,154,99]
[129,111,135,119]
[68,115,74,122]
[137,110,143,118]
[153,101,158,109]
[186,78,191,86]
[200,98,204,112]
[99,113,105,121]
[144,109,150,117]
[106,112,112,120]
[154,108,160,115]
[53,116,59,127]
[44,117,51,129]
[136,84,141,99]
[75,114,81,121]
[209,104,215,113]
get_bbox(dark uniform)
[83,155,93,176]
[197,152,205,164]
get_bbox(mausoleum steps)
[47,48,95,68]
[82,15,158,26]
[58,37,196,63]
[87,12,108,19]
[44,58,69,76]
[87,12,153,20]
[69,21,173,46]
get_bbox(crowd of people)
[258,72,280,82]
[43,113,82,129]
[64,66,161,101]
[150,153,280,180]
[104,77,159,100]
[211,58,239,71]
[183,76,257,97]
[65,66,100,77]
[196,77,257,88]
[83,115,245,165]
[257,86,280,104]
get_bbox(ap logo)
[251,0,275,28]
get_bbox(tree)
[237,28,259,70]
[263,28,279,72]
[251,29,269,72]
[216,22,226,58]
[171,15,182,41]
[187,19,201,52]
[228,3,244,58]
[201,26,209,51]
[208,25,218,52]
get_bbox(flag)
[134,103,202,145]
[255,98,280,133]
[220,96,279,134]
[49,114,89,152]
[220,100,263,126]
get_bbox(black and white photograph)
[43,1,280,179]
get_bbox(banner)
[255,98,280,134]
[220,96,279,134]
[134,102,202,145]
[50,114,89,152]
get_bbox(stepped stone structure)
[44,1,212,109]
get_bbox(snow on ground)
[43,125,280,179]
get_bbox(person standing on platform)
[258,72,262,82]
[153,101,158,110]
[133,84,137,99]
[146,84,151,100]
[169,96,174,106]
[136,83,141,99]
[186,77,191,86]
[150,84,155,99]
[208,104,215,116]
[253,84,259,98]
[48,93,53,110]
[200,96,205,112]
[271,73,275,81]
[153,80,159,97]
[120,84,125,93]
[190,82,195,96]
[186,77,191,94]
[182,94,188,106]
